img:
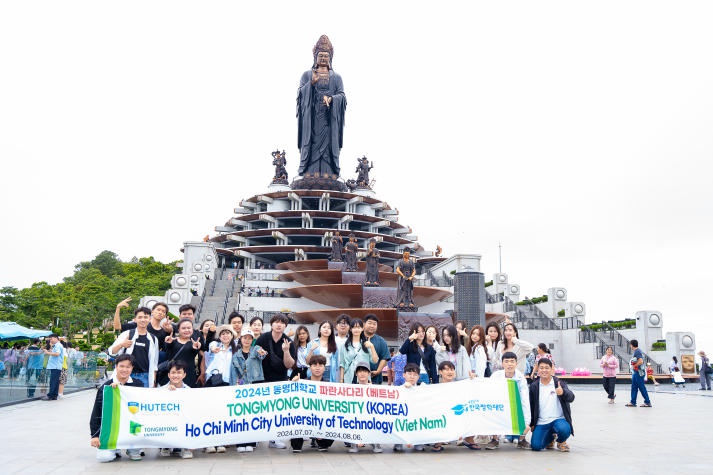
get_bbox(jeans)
[602,376,616,399]
[700,370,711,389]
[131,372,149,388]
[630,371,650,405]
[531,418,571,451]
[47,369,61,399]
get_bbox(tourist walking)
[600,346,618,403]
[625,339,651,407]
[698,350,711,390]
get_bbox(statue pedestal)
[291,176,347,192]
[268,183,291,192]
[352,188,376,199]
[362,287,396,308]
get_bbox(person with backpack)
[108,306,159,388]
[625,339,652,408]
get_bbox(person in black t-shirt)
[254,313,296,383]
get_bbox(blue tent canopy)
[0,322,52,341]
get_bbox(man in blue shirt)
[42,333,64,400]
[625,339,652,408]
[363,314,391,384]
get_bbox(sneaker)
[128,451,142,461]
[317,447,328,452]
[236,447,246,453]
[414,444,424,451]
[372,444,383,453]
[517,439,531,450]
[393,444,403,452]
[484,439,499,450]
[292,448,302,453]
[244,446,253,452]
[269,440,287,449]
[556,441,570,452]
[180,449,193,459]
[160,448,171,457]
[348,446,359,453]
[204,446,216,453]
[216,446,226,453]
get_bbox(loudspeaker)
[495,273,508,284]
[507,284,520,296]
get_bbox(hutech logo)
[128,402,139,414]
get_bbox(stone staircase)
[196,271,240,325]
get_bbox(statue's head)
[312,35,334,69]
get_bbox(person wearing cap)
[290,354,335,453]
[348,361,383,453]
[232,328,267,453]
[699,350,711,390]
[231,328,267,385]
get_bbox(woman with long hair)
[494,322,534,374]
[398,322,438,384]
[307,321,340,382]
[530,343,555,379]
[436,325,472,380]
[466,325,492,378]
[339,319,377,384]
[425,325,441,352]
[293,325,311,379]
[485,322,502,371]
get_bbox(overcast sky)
[1,1,712,355]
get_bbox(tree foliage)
[1,252,178,341]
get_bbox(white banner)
[99,379,525,449]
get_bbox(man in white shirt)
[528,358,575,452]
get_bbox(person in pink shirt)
[600,346,619,403]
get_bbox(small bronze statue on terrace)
[271,150,288,185]
[355,156,373,188]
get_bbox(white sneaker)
[216,446,226,453]
[180,449,193,459]
[128,451,142,461]
[269,440,286,449]
[245,446,254,452]
[348,446,359,453]
[372,444,383,453]
[414,444,424,451]
[204,446,216,453]
[236,447,246,453]
[159,448,171,457]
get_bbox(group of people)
[93,306,575,462]
[1,336,82,400]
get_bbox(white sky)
[1,1,712,354]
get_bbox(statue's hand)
[323,95,332,107]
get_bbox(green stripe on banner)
[99,386,121,449]
[507,379,526,434]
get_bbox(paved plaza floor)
[2,384,711,474]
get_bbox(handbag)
[205,370,226,387]
[157,343,188,381]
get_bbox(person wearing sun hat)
[205,325,238,387]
